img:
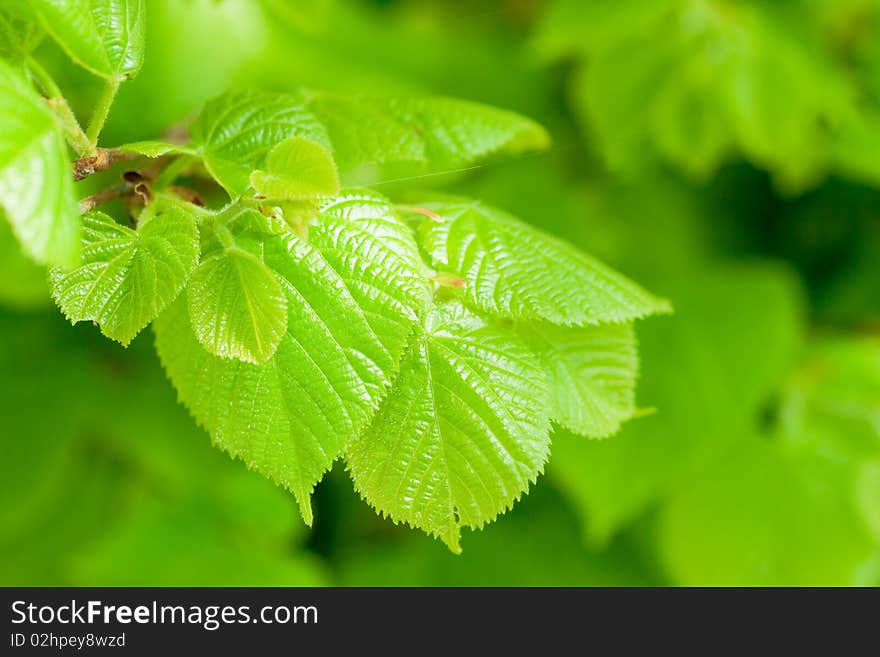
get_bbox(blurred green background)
[2,0,879,586]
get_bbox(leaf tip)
[652,297,674,315]
[441,525,463,554]
[295,490,315,527]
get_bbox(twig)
[73,148,139,181]
[78,183,132,213]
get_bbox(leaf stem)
[215,224,236,249]
[86,78,121,147]
[25,56,62,98]
[25,56,92,156]
[153,155,195,190]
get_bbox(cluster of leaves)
[535,0,880,192]
[0,0,669,551]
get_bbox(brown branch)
[78,183,132,213]
[73,148,139,181]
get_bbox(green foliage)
[3,0,877,584]
[307,93,550,177]
[250,137,340,201]
[536,0,880,192]
[187,243,287,364]
[51,204,199,345]
[0,59,78,266]
[118,140,193,158]
[348,302,550,553]
[417,199,670,325]
[519,322,637,438]
[155,193,427,526]
[189,90,332,197]
[153,93,657,544]
[1,1,650,547]
[31,0,145,80]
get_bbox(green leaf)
[308,93,550,173]
[0,60,79,267]
[31,0,145,80]
[190,90,331,197]
[315,189,432,305]
[346,302,550,553]
[50,204,199,345]
[250,136,340,200]
[186,241,288,365]
[417,198,670,325]
[519,321,638,438]
[117,140,194,158]
[154,195,426,523]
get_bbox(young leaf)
[186,244,288,365]
[118,141,194,158]
[315,189,432,305]
[346,302,550,553]
[155,197,426,523]
[417,198,670,326]
[31,0,145,80]
[250,137,340,201]
[0,60,79,267]
[308,93,550,172]
[50,204,199,345]
[520,321,638,438]
[277,200,319,238]
[190,90,331,197]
